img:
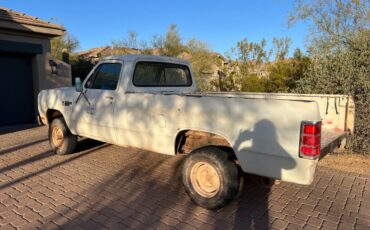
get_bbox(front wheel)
[49,118,77,155]
[182,146,240,209]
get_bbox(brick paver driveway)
[0,126,369,230]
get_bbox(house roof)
[76,46,144,59]
[76,46,226,62]
[76,46,111,58]
[0,7,65,37]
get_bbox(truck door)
[73,61,122,142]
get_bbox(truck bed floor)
[320,129,347,159]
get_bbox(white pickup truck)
[38,55,353,209]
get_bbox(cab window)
[85,63,121,90]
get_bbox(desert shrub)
[295,42,370,153]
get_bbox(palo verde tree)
[265,37,293,93]
[267,47,310,92]
[49,18,79,61]
[112,31,139,50]
[186,39,217,91]
[151,24,186,57]
[223,38,271,92]
[112,31,152,55]
[51,32,79,61]
[273,37,291,61]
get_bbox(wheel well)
[175,130,235,157]
[46,109,63,124]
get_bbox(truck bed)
[163,91,352,158]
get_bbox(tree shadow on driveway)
[47,147,285,229]
[0,138,48,157]
[0,138,106,190]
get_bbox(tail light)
[299,121,321,159]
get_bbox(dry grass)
[319,151,370,175]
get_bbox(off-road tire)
[49,118,77,155]
[182,146,240,209]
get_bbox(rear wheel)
[49,118,77,155]
[182,147,240,209]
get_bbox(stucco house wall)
[0,7,71,126]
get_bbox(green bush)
[295,42,370,153]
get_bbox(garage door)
[0,53,35,126]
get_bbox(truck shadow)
[75,138,104,152]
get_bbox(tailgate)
[320,128,347,159]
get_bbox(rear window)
[133,62,192,87]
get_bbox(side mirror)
[75,77,83,92]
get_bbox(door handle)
[105,96,114,100]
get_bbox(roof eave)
[0,20,65,37]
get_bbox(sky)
[2,0,310,56]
